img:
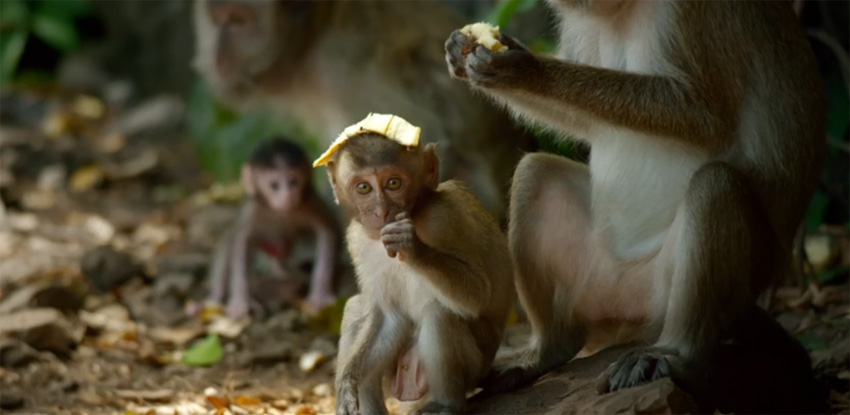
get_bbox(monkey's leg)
[414,304,484,414]
[483,153,591,394]
[337,296,412,415]
[207,236,232,305]
[599,161,776,392]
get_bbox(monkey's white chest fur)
[347,223,442,322]
[558,3,707,261]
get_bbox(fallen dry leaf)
[293,405,317,415]
[235,395,262,406]
[72,95,106,119]
[114,389,174,402]
[207,395,230,409]
[70,164,106,192]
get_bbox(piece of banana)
[460,22,509,53]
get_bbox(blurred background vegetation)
[1,0,847,280]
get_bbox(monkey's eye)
[355,182,372,195]
[288,178,299,188]
[270,180,279,191]
[386,178,402,191]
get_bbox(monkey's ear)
[241,165,256,196]
[423,143,440,189]
[326,161,341,205]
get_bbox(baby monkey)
[318,127,515,415]
[204,137,339,319]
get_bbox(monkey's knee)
[684,161,776,292]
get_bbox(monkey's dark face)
[252,167,307,213]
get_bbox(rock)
[0,285,41,315]
[154,252,209,277]
[31,283,86,314]
[273,309,304,331]
[0,389,23,410]
[153,272,195,296]
[468,346,698,415]
[81,245,144,293]
[0,338,44,368]
[146,289,187,326]
[108,95,184,138]
[249,340,294,367]
[0,308,79,354]
[298,351,326,373]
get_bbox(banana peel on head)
[312,113,421,167]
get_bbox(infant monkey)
[204,137,339,319]
[316,116,515,415]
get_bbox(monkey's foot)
[336,382,360,415]
[478,347,547,397]
[411,401,460,415]
[596,347,678,393]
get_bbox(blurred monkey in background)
[192,0,534,219]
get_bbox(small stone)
[153,272,195,296]
[0,338,43,368]
[81,245,143,293]
[250,341,294,366]
[298,351,326,373]
[0,308,78,354]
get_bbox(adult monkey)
[446,0,826,410]
[192,0,533,218]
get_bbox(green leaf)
[815,265,849,285]
[805,190,829,233]
[824,76,849,143]
[796,334,829,351]
[31,10,79,51]
[36,0,92,18]
[182,334,224,366]
[0,0,29,27]
[0,30,27,83]
[485,0,539,27]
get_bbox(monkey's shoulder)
[419,180,503,237]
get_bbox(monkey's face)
[344,166,418,238]
[252,167,306,213]
[200,0,282,100]
[329,147,439,239]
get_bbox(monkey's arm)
[447,31,737,150]
[226,202,255,318]
[306,208,338,306]
[382,212,491,317]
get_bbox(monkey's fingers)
[497,34,530,52]
[395,212,410,221]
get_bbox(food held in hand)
[460,22,508,53]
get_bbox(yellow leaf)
[72,95,106,119]
[294,405,317,415]
[207,395,230,409]
[71,165,105,192]
[234,396,262,406]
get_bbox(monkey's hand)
[445,30,539,89]
[336,379,360,415]
[381,212,421,261]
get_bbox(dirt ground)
[0,87,848,415]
